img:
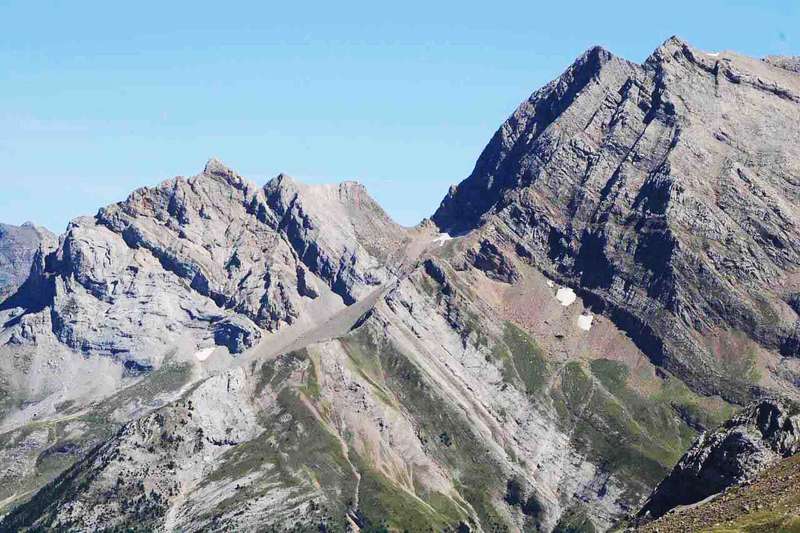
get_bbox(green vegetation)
[553,504,597,533]
[356,463,466,532]
[551,357,736,504]
[651,373,736,431]
[720,344,762,385]
[342,325,511,532]
[493,322,549,396]
[202,386,355,530]
[554,360,692,495]
[301,351,322,399]
[0,356,194,517]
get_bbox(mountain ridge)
[1,36,799,531]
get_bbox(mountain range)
[1,36,799,532]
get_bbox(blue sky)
[1,1,796,232]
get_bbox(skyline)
[1,0,797,232]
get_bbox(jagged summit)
[202,156,229,175]
[637,398,800,522]
[2,39,800,533]
[431,43,639,234]
[433,35,800,403]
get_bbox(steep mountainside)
[0,160,407,518]
[0,223,54,301]
[434,38,800,403]
[1,38,799,532]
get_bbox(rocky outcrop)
[0,159,410,509]
[765,55,800,73]
[434,36,800,402]
[0,222,54,301]
[636,453,800,532]
[637,399,800,521]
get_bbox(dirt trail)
[241,284,388,366]
[240,224,442,368]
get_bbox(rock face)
[637,399,800,522]
[636,452,800,532]
[2,37,800,532]
[0,222,54,301]
[6,159,405,366]
[434,37,800,402]
[0,160,409,520]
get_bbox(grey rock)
[637,398,800,521]
[461,239,520,283]
[0,222,54,301]
[764,55,800,73]
[212,315,261,354]
[434,36,800,402]
[4,37,800,533]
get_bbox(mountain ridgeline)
[0,37,799,532]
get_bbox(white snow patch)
[555,287,577,306]
[194,347,215,361]
[546,280,554,288]
[577,314,594,331]
[708,52,719,57]
[433,233,453,246]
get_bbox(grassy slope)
[399,261,740,529]
[0,358,193,516]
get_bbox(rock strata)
[637,399,800,521]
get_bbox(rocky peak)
[3,39,800,533]
[7,161,405,367]
[0,222,55,302]
[432,35,800,402]
[432,43,639,234]
[200,157,250,190]
[765,55,800,73]
[637,398,800,521]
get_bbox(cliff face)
[637,399,800,522]
[2,38,800,532]
[0,222,54,301]
[434,37,800,403]
[635,452,800,532]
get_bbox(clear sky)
[1,1,796,232]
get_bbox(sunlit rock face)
[434,37,800,403]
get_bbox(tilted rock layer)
[435,38,800,402]
[1,37,799,532]
[637,398,800,522]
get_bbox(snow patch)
[433,233,453,246]
[577,314,594,331]
[555,287,576,306]
[546,280,554,288]
[708,52,720,57]
[194,347,215,361]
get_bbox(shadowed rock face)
[434,36,800,402]
[637,399,800,522]
[0,223,54,301]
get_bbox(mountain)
[1,37,799,532]
[0,222,54,301]
[434,37,800,403]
